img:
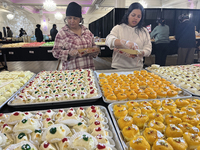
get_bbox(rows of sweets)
[0,42,54,48]
[112,98,200,150]
[0,106,116,150]
[147,65,200,95]
[0,71,34,105]
[98,70,182,101]
[11,69,98,104]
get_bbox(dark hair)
[119,2,146,35]
[64,17,84,25]
[157,18,166,26]
[178,14,189,23]
[36,24,41,28]
[53,24,56,27]
[6,26,10,30]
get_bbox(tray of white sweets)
[0,71,35,109]
[108,97,200,150]
[146,65,200,97]
[8,69,102,108]
[95,69,191,104]
[0,105,123,150]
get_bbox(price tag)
[29,51,34,54]
[101,47,105,50]
[9,52,14,55]
[47,50,52,53]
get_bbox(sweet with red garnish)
[44,142,49,148]
[94,121,100,125]
[97,143,106,149]
[62,138,68,143]
[13,112,19,116]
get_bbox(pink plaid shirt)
[52,25,97,70]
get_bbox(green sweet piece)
[21,119,27,124]
[21,144,31,150]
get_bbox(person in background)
[6,26,13,37]
[105,2,152,70]
[52,2,100,70]
[50,24,58,41]
[35,24,43,42]
[0,31,2,39]
[150,18,170,66]
[175,14,196,65]
[19,28,27,37]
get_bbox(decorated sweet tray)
[108,97,200,150]
[0,105,123,150]
[146,65,200,97]
[95,69,191,104]
[0,71,35,109]
[8,69,102,108]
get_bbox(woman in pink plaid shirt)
[52,2,100,70]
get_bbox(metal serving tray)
[95,69,192,104]
[3,105,123,150]
[145,66,200,97]
[8,70,102,108]
[0,74,36,109]
[108,97,199,150]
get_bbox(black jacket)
[175,20,196,48]
[50,28,58,41]
[35,28,43,42]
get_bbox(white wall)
[0,9,109,37]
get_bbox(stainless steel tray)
[8,70,102,108]
[145,67,200,97]
[3,105,123,150]
[0,74,36,109]
[108,97,198,150]
[95,69,192,104]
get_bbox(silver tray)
[3,105,123,150]
[8,70,102,108]
[108,96,198,150]
[145,67,200,97]
[95,69,192,104]
[0,74,36,109]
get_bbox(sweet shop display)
[96,70,190,103]
[146,65,200,96]
[9,69,100,106]
[0,71,35,106]
[22,42,45,47]
[1,43,28,48]
[0,106,122,150]
[108,97,200,150]
[41,42,55,47]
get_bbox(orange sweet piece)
[125,89,135,95]
[137,93,149,100]
[127,92,137,100]
[113,88,124,95]
[157,88,167,98]
[104,90,114,97]
[146,91,157,99]
[117,93,127,101]
[167,90,178,98]
[134,88,144,94]
[106,94,117,101]
[144,88,154,93]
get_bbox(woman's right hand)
[119,39,139,50]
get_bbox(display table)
[0,41,23,44]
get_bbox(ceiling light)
[55,12,63,20]
[139,0,148,8]
[7,14,14,20]
[43,0,57,12]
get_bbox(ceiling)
[0,0,200,17]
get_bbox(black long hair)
[157,18,166,26]
[119,2,146,35]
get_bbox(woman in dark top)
[35,24,43,42]
[19,28,27,37]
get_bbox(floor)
[0,54,186,74]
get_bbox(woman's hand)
[124,41,139,50]
[69,49,78,56]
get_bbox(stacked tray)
[95,69,191,103]
[108,97,200,150]
[0,105,123,150]
[146,65,200,97]
[0,71,35,109]
[8,69,102,108]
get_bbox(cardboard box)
[116,49,140,57]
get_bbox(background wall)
[0,9,109,37]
